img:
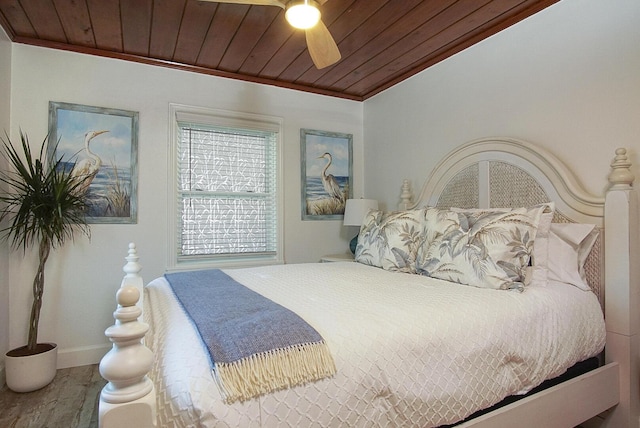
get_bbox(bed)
[98,137,639,428]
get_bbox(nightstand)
[320,253,355,263]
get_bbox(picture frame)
[48,101,139,224]
[301,128,353,220]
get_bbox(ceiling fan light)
[285,1,320,30]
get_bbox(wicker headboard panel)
[400,137,606,306]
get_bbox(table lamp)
[343,198,378,254]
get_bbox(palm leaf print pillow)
[416,206,546,291]
[355,207,459,273]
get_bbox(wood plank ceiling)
[0,0,558,101]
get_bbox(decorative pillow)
[417,205,546,291]
[355,208,429,273]
[355,209,424,273]
[447,204,555,287]
[547,223,598,290]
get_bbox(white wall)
[364,0,640,210]
[8,46,363,367]
[0,25,12,384]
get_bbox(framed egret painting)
[301,129,352,220]
[48,101,139,224]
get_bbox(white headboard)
[398,137,612,305]
[397,137,640,426]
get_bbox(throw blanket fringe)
[214,341,336,403]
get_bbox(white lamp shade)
[343,199,378,226]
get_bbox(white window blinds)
[176,118,278,261]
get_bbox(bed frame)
[98,137,638,428]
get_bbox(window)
[169,105,282,268]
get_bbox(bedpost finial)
[116,285,140,308]
[123,242,141,278]
[608,148,634,189]
[399,179,413,210]
[121,242,144,315]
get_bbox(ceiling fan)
[198,0,341,69]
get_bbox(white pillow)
[526,207,554,286]
[547,223,598,290]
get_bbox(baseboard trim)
[57,343,111,369]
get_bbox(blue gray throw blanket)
[164,269,336,403]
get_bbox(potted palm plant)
[0,130,90,392]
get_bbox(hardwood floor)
[0,364,105,428]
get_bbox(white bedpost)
[603,148,640,428]
[399,179,414,210]
[98,243,157,428]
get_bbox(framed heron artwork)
[301,128,353,220]
[48,101,139,224]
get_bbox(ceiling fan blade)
[198,0,285,8]
[305,19,341,69]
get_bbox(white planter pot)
[5,343,58,392]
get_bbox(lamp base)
[349,234,359,254]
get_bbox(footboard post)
[603,149,639,428]
[98,243,157,428]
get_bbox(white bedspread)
[144,262,605,427]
